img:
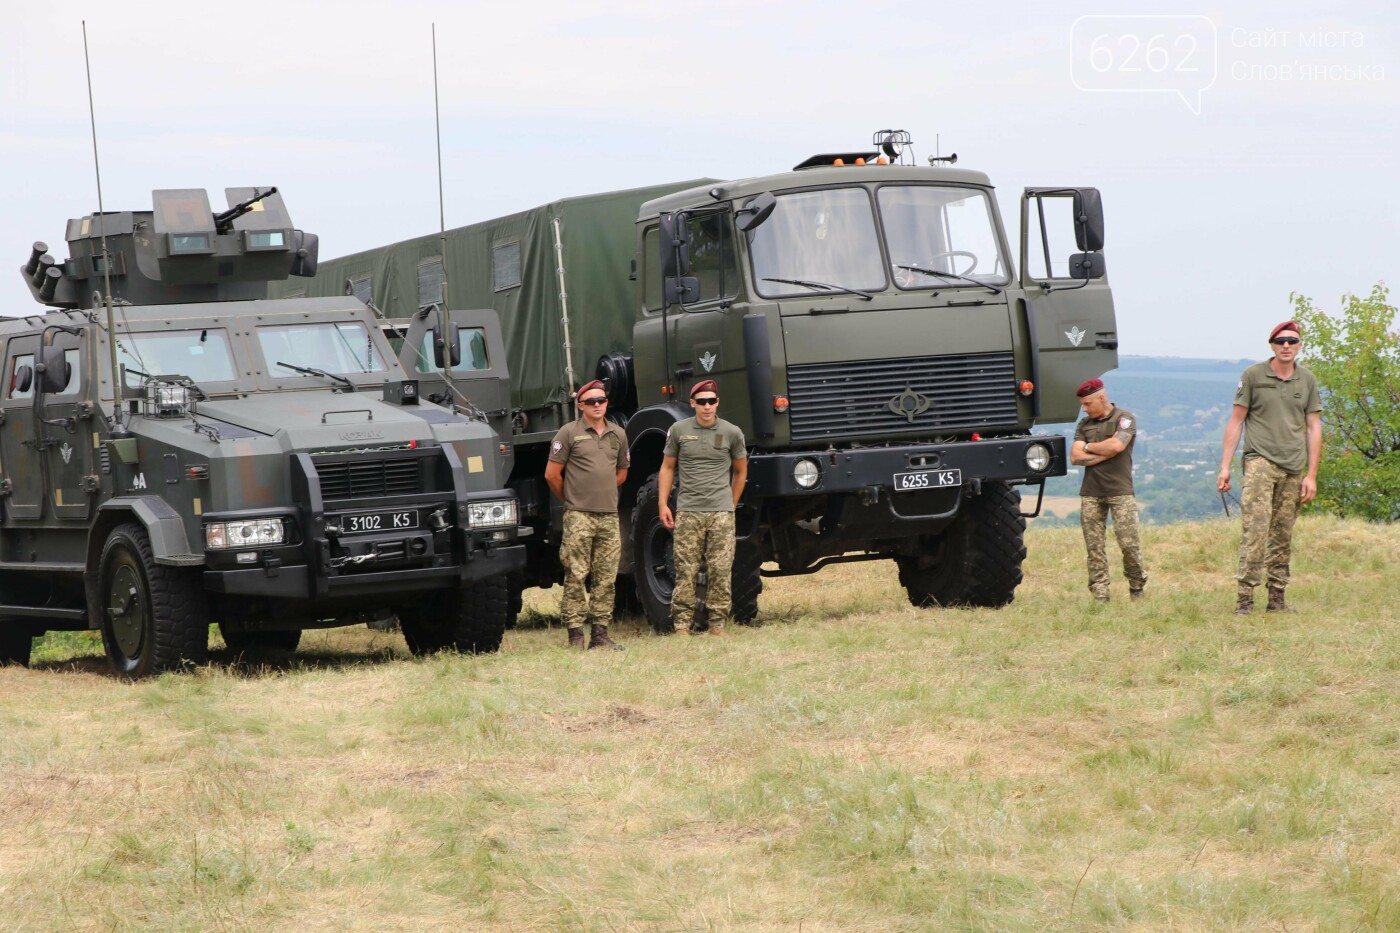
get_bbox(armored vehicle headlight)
[467,499,518,529]
[1025,443,1052,473]
[205,518,286,550]
[793,458,821,489]
[152,383,191,417]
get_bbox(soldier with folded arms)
[1070,378,1147,603]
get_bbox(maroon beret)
[576,379,606,399]
[1269,320,1301,340]
[1076,378,1104,398]
[690,379,719,398]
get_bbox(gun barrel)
[213,186,278,231]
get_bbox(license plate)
[893,468,962,491]
[338,510,419,534]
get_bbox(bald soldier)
[1070,378,1147,603]
[545,379,629,650]
[659,380,748,636]
[1217,319,1322,614]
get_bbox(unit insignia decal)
[1065,326,1086,347]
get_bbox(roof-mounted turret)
[20,187,320,310]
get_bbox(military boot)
[1130,588,1145,602]
[588,623,624,650]
[1234,587,1254,615]
[567,626,586,649]
[1266,587,1296,613]
[673,623,691,637]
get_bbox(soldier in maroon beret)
[1071,378,1147,603]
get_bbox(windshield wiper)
[277,361,357,392]
[895,265,1001,295]
[762,277,875,301]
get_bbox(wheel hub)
[107,566,144,657]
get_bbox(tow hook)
[428,508,450,531]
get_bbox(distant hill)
[1036,355,1260,525]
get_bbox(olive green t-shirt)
[547,418,629,512]
[1074,406,1138,498]
[1234,361,1321,475]
[663,416,747,512]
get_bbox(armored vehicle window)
[749,188,886,298]
[1025,194,1079,280]
[257,322,387,375]
[879,186,1008,289]
[418,258,445,307]
[411,326,489,374]
[643,227,662,312]
[493,242,521,291]
[687,213,739,304]
[7,349,80,398]
[115,329,237,384]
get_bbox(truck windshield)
[115,329,238,383]
[749,184,1009,299]
[879,185,1008,289]
[749,188,886,299]
[257,322,387,376]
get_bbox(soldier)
[659,380,748,636]
[545,379,629,649]
[1217,320,1322,614]
[1070,378,1147,603]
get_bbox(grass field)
[3,515,1399,931]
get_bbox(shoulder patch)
[1236,380,1243,390]
[1119,417,1132,430]
[551,441,563,453]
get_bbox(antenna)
[430,24,461,409]
[83,20,125,432]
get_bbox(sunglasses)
[1270,337,1300,346]
[579,396,609,406]
[692,396,719,406]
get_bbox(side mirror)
[664,277,700,306]
[658,211,690,278]
[290,230,320,277]
[36,346,70,394]
[1069,252,1107,280]
[735,191,776,232]
[13,364,32,394]
[1073,189,1105,252]
[431,309,461,369]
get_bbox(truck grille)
[315,458,423,500]
[787,351,1019,442]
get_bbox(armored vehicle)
[293,131,1117,630]
[1,188,523,675]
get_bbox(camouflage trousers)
[1080,495,1147,598]
[1236,455,1302,590]
[670,510,736,631]
[560,510,621,630]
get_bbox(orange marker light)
[1018,380,1035,396]
[772,395,790,413]
[876,156,887,165]
[854,157,865,165]
[833,158,844,166]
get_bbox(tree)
[1292,283,1400,521]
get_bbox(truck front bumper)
[744,435,1065,498]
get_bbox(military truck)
[293,131,1117,630]
[1,187,523,675]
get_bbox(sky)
[2,0,1396,360]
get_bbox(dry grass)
[3,515,1399,930]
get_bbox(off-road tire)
[99,523,209,678]
[896,482,1026,609]
[730,540,764,625]
[219,626,302,657]
[0,624,33,667]
[631,474,678,633]
[400,576,510,656]
[504,572,524,630]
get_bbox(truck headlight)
[1025,443,1051,473]
[205,518,286,549]
[793,458,821,489]
[467,499,517,529]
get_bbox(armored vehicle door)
[38,331,95,521]
[1020,188,1119,423]
[400,307,513,450]
[0,335,46,521]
